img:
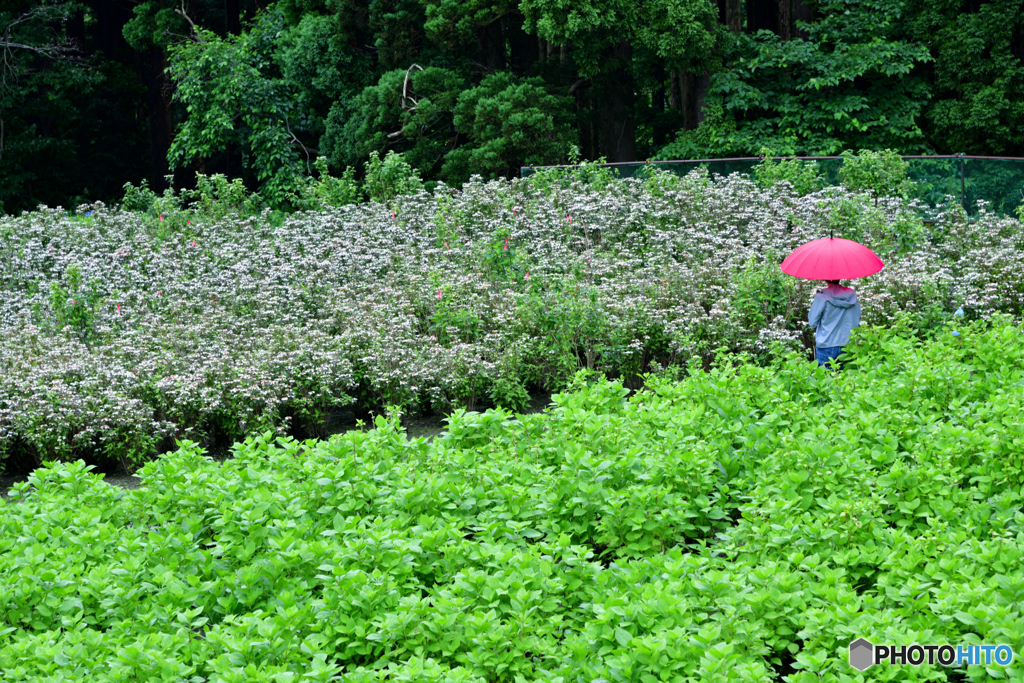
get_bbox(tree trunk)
[794,0,813,39]
[679,70,711,130]
[653,61,667,147]
[668,68,680,110]
[727,0,742,31]
[477,18,505,71]
[225,0,240,35]
[136,48,173,191]
[596,39,636,162]
[778,0,792,40]
[694,70,711,126]
[94,0,134,60]
[747,0,778,34]
[717,0,743,32]
[575,85,599,160]
[507,13,537,74]
[680,71,693,129]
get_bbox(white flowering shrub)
[2,170,1022,468]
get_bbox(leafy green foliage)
[166,10,308,207]
[121,0,189,51]
[660,0,933,158]
[521,0,719,77]
[753,150,825,195]
[120,173,265,222]
[290,157,362,210]
[364,150,424,204]
[275,11,370,106]
[730,256,798,337]
[326,66,467,177]
[6,0,1024,213]
[840,149,914,198]
[444,72,575,181]
[4,319,1024,680]
[909,0,1024,156]
[422,0,515,55]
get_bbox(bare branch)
[1,5,85,96]
[175,1,207,43]
[402,64,424,112]
[285,116,313,174]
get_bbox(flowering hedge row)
[2,169,1022,468]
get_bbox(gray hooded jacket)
[808,284,861,348]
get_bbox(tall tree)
[520,0,718,162]
[657,0,932,158]
[0,1,148,213]
[907,0,1024,155]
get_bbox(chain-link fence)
[521,155,1024,219]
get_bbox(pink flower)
[159,215,164,222]
[437,288,442,300]
[391,210,396,219]
[444,241,449,250]
[157,291,162,297]
[503,236,509,250]
[116,304,121,316]
[192,240,197,247]
[566,215,572,223]
[525,271,530,280]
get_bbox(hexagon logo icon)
[849,638,875,671]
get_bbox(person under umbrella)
[779,236,884,369]
[807,279,861,368]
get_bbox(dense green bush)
[839,150,915,199]
[2,318,1023,680]
[753,150,825,196]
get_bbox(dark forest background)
[2,0,1022,213]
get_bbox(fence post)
[958,154,966,214]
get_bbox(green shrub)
[186,173,265,220]
[364,150,424,205]
[753,149,825,195]
[290,157,362,210]
[840,149,915,198]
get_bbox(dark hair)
[826,279,840,285]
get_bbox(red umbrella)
[779,237,884,280]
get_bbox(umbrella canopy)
[780,237,884,280]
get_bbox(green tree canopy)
[4,0,1024,212]
[658,0,933,158]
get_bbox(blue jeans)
[816,345,845,368]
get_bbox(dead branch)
[175,0,207,43]
[1,5,85,94]
[285,116,313,174]
[401,64,424,112]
